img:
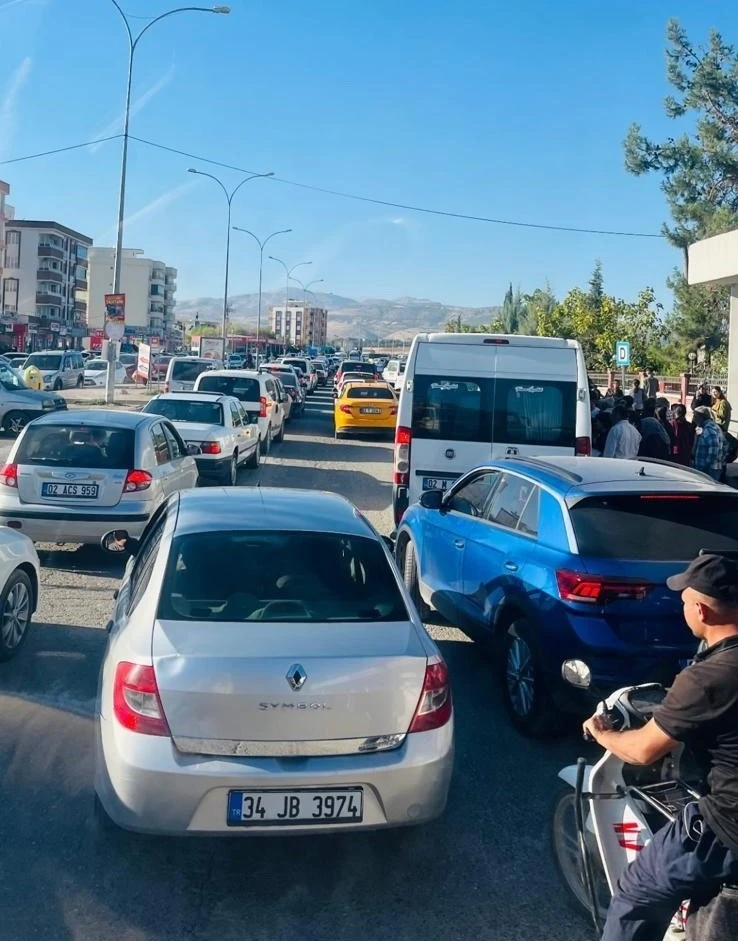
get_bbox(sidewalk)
[59,385,153,409]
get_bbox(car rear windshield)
[341,361,373,374]
[158,530,408,623]
[346,386,395,399]
[26,354,61,371]
[15,425,135,469]
[171,360,212,382]
[570,494,738,561]
[411,374,576,446]
[271,372,297,388]
[144,399,223,425]
[196,375,260,401]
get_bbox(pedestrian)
[712,387,732,434]
[644,368,660,399]
[638,400,671,460]
[655,405,676,455]
[603,404,641,459]
[691,383,713,411]
[670,404,695,467]
[692,406,726,481]
[630,378,646,413]
[592,410,612,456]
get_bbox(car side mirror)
[419,489,445,511]
[186,444,200,456]
[101,530,140,556]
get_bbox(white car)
[382,359,407,391]
[142,392,261,485]
[84,360,127,387]
[193,370,286,454]
[0,527,40,661]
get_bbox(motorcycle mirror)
[561,659,592,689]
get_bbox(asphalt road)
[0,388,593,941]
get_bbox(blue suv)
[395,456,738,736]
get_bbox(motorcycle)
[551,660,701,939]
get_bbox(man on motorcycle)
[583,553,738,941]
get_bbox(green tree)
[500,283,530,334]
[587,260,604,311]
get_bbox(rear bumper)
[96,716,454,835]
[0,500,152,544]
[336,421,396,435]
[194,455,231,478]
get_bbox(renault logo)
[286,663,307,691]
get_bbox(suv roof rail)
[504,455,584,484]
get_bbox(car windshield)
[25,354,61,371]
[144,398,224,424]
[85,360,107,371]
[15,425,135,469]
[171,360,213,382]
[569,494,738,561]
[158,530,408,623]
[0,364,28,391]
[196,375,260,401]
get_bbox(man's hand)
[581,714,678,766]
[582,712,614,741]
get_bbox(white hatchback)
[194,370,286,454]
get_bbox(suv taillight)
[0,463,18,488]
[575,436,591,456]
[394,425,411,486]
[556,570,652,604]
[409,656,452,732]
[113,661,170,736]
[124,469,153,492]
[260,395,268,418]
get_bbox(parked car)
[395,455,738,736]
[118,353,139,382]
[164,356,216,393]
[392,332,591,526]
[83,359,127,387]
[142,392,260,483]
[0,410,199,546]
[24,350,85,391]
[227,353,246,369]
[194,369,286,453]
[94,487,453,834]
[3,353,28,370]
[0,527,40,661]
[149,355,171,382]
[334,382,398,439]
[0,362,67,436]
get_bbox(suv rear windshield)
[144,399,223,425]
[570,494,738,561]
[196,375,260,401]
[158,530,408,623]
[411,374,576,446]
[171,360,213,382]
[16,425,135,469]
[26,354,62,371]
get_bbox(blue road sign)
[615,340,631,368]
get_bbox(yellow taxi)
[334,381,398,438]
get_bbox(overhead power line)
[0,132,664,239]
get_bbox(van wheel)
[501,620,557,738]
[53,379,62,391]
[4,411,30,437]
[402,538,431,621]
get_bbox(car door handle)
[504,561,519,572]
[454,539,465,549]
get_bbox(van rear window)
[493,379,576,447]
[411,376,493,443]
[197,375,260,402]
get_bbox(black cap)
[666,554,738,603]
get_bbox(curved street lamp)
[232,227,292,366]
[269,257,311,350]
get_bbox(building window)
[4,230,19,269]
[2,277,18,313]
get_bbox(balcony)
[37,268,63,283]
[74,300,87,314]
[38,244,64,261]
[75,278,88,291]
[36,293,62,307]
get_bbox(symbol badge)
[286,663,307,691]
[445,448,455,459]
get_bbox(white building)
[1,219,92,350]
[270,302,328,347]
[87,248,177,341]
[0,180,10,288]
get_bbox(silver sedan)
[95,487,454,835]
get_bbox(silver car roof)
[173,488,376,538]
[29,408,154,429]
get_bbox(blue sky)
[0,0,733,309]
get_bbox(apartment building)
[1,220,92,350]
[87,248,177,341]
[270,302,328,348]
[0,180,9,287]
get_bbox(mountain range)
[175,291,501,340]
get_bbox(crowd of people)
[591,371,735,482]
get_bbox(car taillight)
[556,570,652,604]
[575,436,591,456]
[409,655,452,733]
[113,661,170,736]
[260,395,268,418]
[390,406,398,415]
[199,441,222,455]
[0,463,18,488]
[394,425,411,485]
[123,469,153,492]
[339,404,352,414]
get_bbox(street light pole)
[106,2,230,404]
[188,168,273,358]
[232,227,291,367]
[268,257,311,351]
